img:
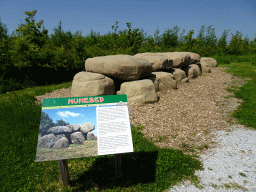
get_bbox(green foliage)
[1,9,256,94]
[39,111,56,136]
[0,17,10,39]
[159,25,180,49]
[15,10,48,49]
[227,31,246,55]
[39,111,70,137]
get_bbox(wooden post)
[114,154,122,178]
[58,159,69,187]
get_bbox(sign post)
[58,159,69,187]
[114,154,122,178]
[35,95,133,188]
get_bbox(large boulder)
[71,72,115,97]
[171,68,188,84]
[201,57,218,67]
[51,137,69,150]
[87,132,97,140]
[71,132,85,144]
[80,122,95,133]
[37,133,65,149]
[133,52,173,71]
[47,126,73,133]
[154,52,192,68]
[84,55,153,81]
[151,72,177,92]
[117,79,158,105]
[174,52,201,64]
[185,64,202,80]
[67,124,81,132]
[200,62,211,74]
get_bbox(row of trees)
[0,10,256,94]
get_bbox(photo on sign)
[35,105,98,162]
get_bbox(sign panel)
[35,94,133,162]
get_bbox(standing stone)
[201,57,218,67]
[71,132,85,144]
[185,64,202,79]
[117,79,158,105]
[51,137,69,150]
[87,132,97,140]
[71,72,115,97]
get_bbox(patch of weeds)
[228,175,233,179]
[203,129,209,134]
[224,183,232,189]
[239,172,247,177]
[155,135,168,142]
[223,183,245,190]
[208,167,213,171]
[211,183,218,188]
[180,142,196,153]
[171,134,178,139]
[196,144,209,151]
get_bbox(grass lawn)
[0,53,255,192]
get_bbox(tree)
[227,31,245,55]
[0,17,10,39]
[160,25,180,48]
[196,25,206,46]
[154,27,161,45]
[55,118,70,126]
[49,21,73,49]
[39,111,56,137]
[204,25,218,47]
[15,10,49,48]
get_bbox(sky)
[1,0,256,45]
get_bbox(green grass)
[0,53,255,192]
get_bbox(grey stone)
[87,132,97,140]
[51,137,69,150]
[117,79,158,105]
[71,72,115,97]
[37,133,61,149]
[71,131,85,144]
[84,55,153,81]
[201,57,218,67]
[80,122,95,133]
[133,52,173,71]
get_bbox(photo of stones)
[35,105,98,162]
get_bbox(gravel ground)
[167,123,256,192]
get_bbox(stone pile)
[70,52,218,105]
[37,122,97,150]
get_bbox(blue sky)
[1,0,256,45]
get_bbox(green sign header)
[42,94,128,109]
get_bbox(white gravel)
[167,124,256,192]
